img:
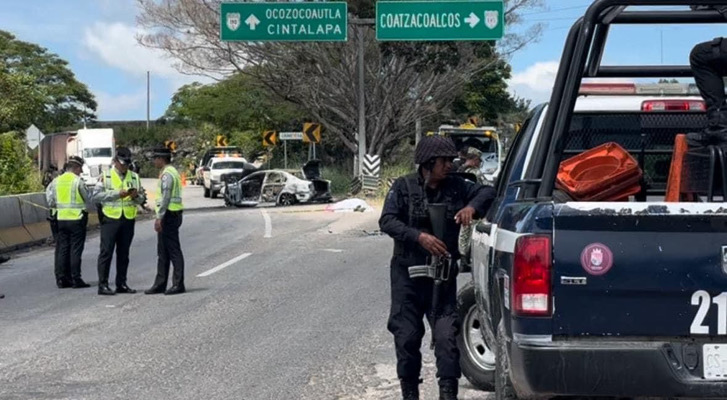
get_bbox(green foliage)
[0,70,47,133]
[450,45,530,123]
[164,72,304,133]
[0,132,42,195]
[321,166,351,197]
[0,30,96,132]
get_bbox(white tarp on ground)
[324,198,375,213]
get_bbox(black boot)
[98,284,115,296]
[57,277,72,289]
[438,378,459,400]
[689,108,727,147]
[115,284,137,294]
[72,279,90,289]
[164,285,186,295]
[144,285,166,295]
[400,378,420,400]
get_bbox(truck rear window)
[213,161,247,169]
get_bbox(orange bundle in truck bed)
[556,142,643,201]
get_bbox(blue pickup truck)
[456,2,727,399]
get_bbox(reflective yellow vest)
[101,168,140,220]
[55,172,85,221]
[156,165,183,214]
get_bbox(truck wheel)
[457,281,495,391]
[204,188,210,198]
[496,322,518,400]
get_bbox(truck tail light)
[642,100,705,111]
[513,235,552,316]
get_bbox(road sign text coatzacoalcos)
[376,0,504,41]
[221,2,348,42]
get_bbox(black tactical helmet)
[415,135,458,165]
[67,156,85,167]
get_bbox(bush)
[0,131,42,195]
[321,165,351,197]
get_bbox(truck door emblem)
[722,246,727,274]
[580,243,613,276]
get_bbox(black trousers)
[152,211,185,289]
[97,216,135,287]
[691,38,727,125]
[387,257,461,381]
[54,214,88,281]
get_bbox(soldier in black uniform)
[689,5,727,145]
[379,135,496,400]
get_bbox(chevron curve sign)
[363,154,381,177]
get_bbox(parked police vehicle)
[456,2,727,399]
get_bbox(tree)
[163,71,304,132]
[136,0,544,157]
[450,46,530,123]
[0,31,97,132]
[0,68,47,133]
[0,132,41,195]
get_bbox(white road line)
[261,209,272,238]
[197,253,252,277]
[322,249,344,253]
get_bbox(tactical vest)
[55,172,85,221]
[394,173,462,263]
[101,169,140,220]
[156,165,183,214]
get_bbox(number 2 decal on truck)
[691,290,727,335]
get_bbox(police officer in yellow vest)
[92,147,146,296]
[145,146,186,295]
[45,156,91,289]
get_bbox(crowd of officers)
[45,145,186,296]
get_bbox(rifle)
[408,203,452,350]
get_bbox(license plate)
[703,344,727,380]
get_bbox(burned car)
[224,160,332,207]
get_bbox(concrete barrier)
[0,195,33,250]
[0,190,111,252]
[17,193,52,242]
[17,193,49,224]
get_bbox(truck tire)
[204,188,210,198]
[495,322,518,400]
[457,281,495,391]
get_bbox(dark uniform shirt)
[379,172,496,266]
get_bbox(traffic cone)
[181,173,187,187]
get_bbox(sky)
[1,1,726,123]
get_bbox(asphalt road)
[0,204,492,399]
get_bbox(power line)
[525,16,583,22]
[520,4,589,16]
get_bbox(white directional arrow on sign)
[464,12,480,28]
[245,14,260,30]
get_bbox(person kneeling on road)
[145,145,186,296]
[46,156,91,289]
[379,135,496,400]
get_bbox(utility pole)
[351,18,374,177]
[146,71,150,131]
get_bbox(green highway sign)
[220,2,348,42]
[376,0,504,41]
